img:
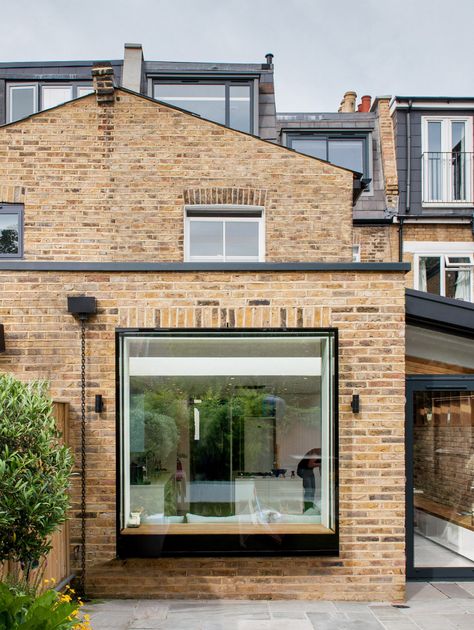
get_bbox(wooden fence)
[1,401,71,590]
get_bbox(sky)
[1,0,473,112]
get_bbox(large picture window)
[118,330,338,556]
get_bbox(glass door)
[407,376,474,579]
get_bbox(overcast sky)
[2,0,473,112]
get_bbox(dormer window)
[285,131,371,190]
[184,206,264,262]
[153,80,253,133]
[7,83,94,123]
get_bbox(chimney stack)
[338,91,357,113]
[122,43,144,93]
[91,62,115,105]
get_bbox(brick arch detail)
[183,187,267,206]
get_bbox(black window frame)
[152,78,255,134]
[6,82,94,123]
[285,131,371,190]
[116,327,339,558]
[0,203,23,258]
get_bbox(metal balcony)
[422,152,473,204]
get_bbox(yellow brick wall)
[0,90,354,263]
[0,270,406,601]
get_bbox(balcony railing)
[422,152,473,204]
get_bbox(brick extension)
[0,85,406,600]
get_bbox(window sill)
[121,523,333,535]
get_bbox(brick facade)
[0,270,406,601]
[0,90,354,263]
[0,87,407,600]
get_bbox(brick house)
[0,45,472,598]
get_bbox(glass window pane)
[419,257,441,294]
[154,83,226,124]
[0,213,19,255]
[445,269,471,301]
[452,121,465,153]
[290,138,327,160]
[10,86,36,122]
[413,390,474,568]
[225,221,259,257]
[122,333,335,541]
[328,139,364,173]
[428,121,442,153]
[77,86,94,97]
[189,221,223,257]
[41,86,73,110]
[229,85,251,133]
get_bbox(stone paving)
[84,581,474,629]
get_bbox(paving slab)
[406,582,449,600]
[431,582,474,599]
[84,583,474,630]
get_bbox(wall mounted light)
[94,394,104,414]
[0,324,5,353]
[351,394,360,414]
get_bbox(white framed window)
[184,206,265,262]
[41,85,73,110]
[422,116,473,205]
[8,84,38,123]
[7,83,94,123]
[415,252,474,301]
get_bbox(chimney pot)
[341,91,357,113]
[360,95,372,113]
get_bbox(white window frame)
[7,84,38,123]
[184,205,265,263]
[7,83,94,123]
[421,116,473,207]
[414,251,474,301]
[41,85,74,111]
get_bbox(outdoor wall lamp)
[0,324,5,353]
[351,394,360,414]
[94,394,104,413]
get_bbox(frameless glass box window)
[118,331,337,555]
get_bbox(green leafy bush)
[0,582,91,630]
[0,374,73,585]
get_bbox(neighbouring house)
[0,44,472,598]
